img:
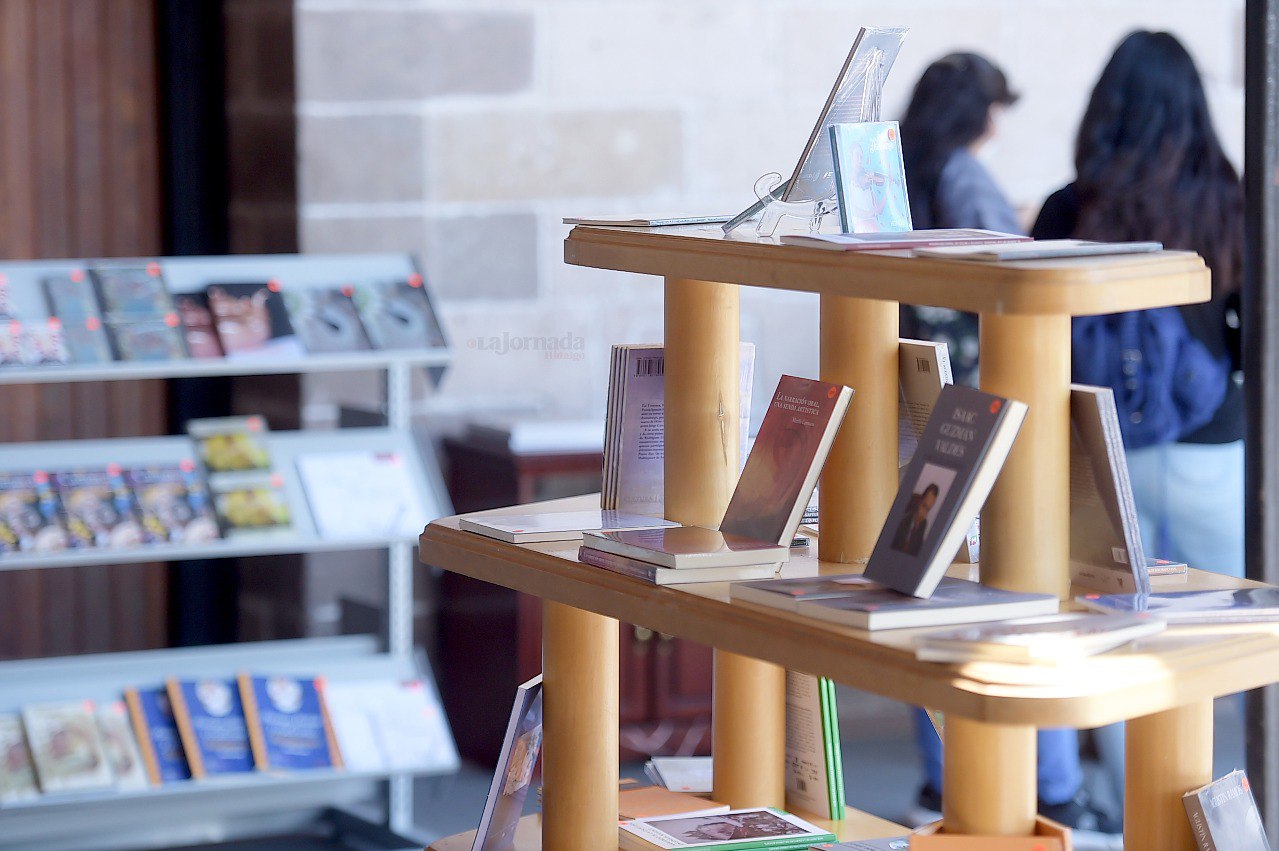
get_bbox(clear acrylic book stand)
[723,26,906,238]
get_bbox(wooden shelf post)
[664,276,785,809]
[818,295,899,563]
[943,715,1037,836]
[1125,701,1213,850]
[542,601,619,851]
[979,312,1072,598]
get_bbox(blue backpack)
[1072,307,1230,449]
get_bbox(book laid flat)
[472,675,543,851]
[864,385,1027,598]
[125,687,192,785]
[602,342,754,517]
[0,712,39,803]
[810,840,910,851]
[96,701,150,791]
[780,229,1028,252]
[1148,556,1190,576]
[167,678,255,778]
[578,545,779,585]
[461,510,678,544]
[647,756,713,794]
[829,122,910,234]
[1183,770,1271,851]
[913,613,1165,665]
[784,672,843,821]
[1079,589,1279,624]
[238,674,342,771]
[563,215,732,227]
[296,450,430,539]
[619,782,729,820]
[731,575,877,613]
[22,701,115,793]
[914,239,1162,261]
[796,576,1058,631]
[1069,384,1150,594]
[584,527,789,570]
[619,807,835,850]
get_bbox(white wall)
[294,0,1245,428]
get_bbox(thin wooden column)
[542,601,619,851]
[664,277,740,523]
[979,312,1072,597]
[665,277,784,808]
[818,295,899,562]
[943,716,1037,836]
[1125,701,1213,850]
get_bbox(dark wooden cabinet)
[437,436,712,765]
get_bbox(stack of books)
[582,375,853,585]
[732,385,1059,630]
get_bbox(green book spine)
[822,677,846,817]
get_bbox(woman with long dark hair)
[1034,30,1244,573]
[899,55,1120,844]
[1032,29,1245,816]
[898,53,1019,387]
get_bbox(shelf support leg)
[712,649,786,808]
[818,295,899,563]
[1125,701,1213,850]
[664,277,740,524]
[943,716,1036,836]
[664,277,784,808]
[979,312,1071,597]
[542,601,619,851]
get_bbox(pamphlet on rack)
[296,450,432,540]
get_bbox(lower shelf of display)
[428,807,909,850]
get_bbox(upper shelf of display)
[564,224,1210,316]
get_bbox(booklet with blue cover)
[239,674,341,771]
[167,678,255,778]
[125,687,192,785]
[830,121,911,233]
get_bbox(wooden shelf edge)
[428,806,909,850]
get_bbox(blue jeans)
[913,710,1082,804]
[1092,440,1246,804]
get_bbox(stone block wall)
[293,0,1245,426]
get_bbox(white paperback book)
[320,679,459,774]
[296,450,436,539]
[603,343,755,516]
[784,671,838,820]
[898,339,978,564]
[461,510,679,544]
